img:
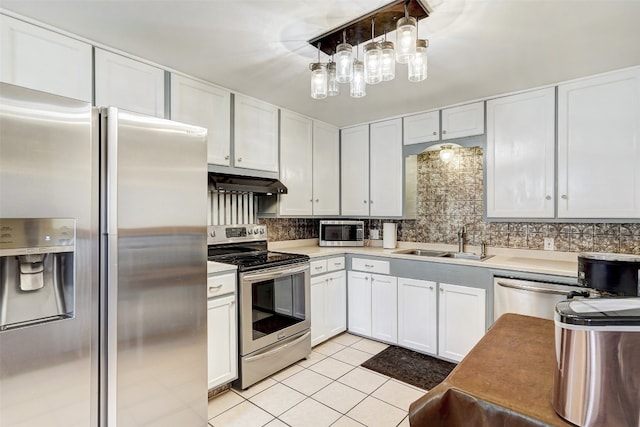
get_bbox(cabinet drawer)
[326,256,345,271]
[310,259,328,275]
[207,272,236,297]
[351,258,390,275]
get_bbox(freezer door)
[0,83,98,427]
[102,108,207,427]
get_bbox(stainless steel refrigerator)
[0,83,208,427]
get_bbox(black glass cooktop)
[208,244,309,272]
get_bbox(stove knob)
[259,228,265,234]
[209,230,216,237]
[254,228,260,235]
[247,229,253,235]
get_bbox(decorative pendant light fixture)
[380,34,396,82]
[396,3,417,63]
[309,43,328,99]
[327,60,339,96]
[364,19,382,85]
[408,39,428,82]
[351,45,366,98]
[335,30,353,83]
[307,0,430,100]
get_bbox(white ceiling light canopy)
[307,0,431,99]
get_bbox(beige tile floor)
[208,333,426,427]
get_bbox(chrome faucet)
[457,226,467,253]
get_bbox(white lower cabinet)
[438,283,486,362]
[311,260,346,346]
[371,274,398,344]
[207,271,237,389]
[398,278,437,355]
[207,294,237,389]
[347,271,372,337]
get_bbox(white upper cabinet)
[558,67,640,218]
[95,48,165,117]
[233,94,279,173]
[170,74,231,166]
[370,118,403,217]
[404,111,440,145]
[441,101,484,140]
[486,87,555,218]
[312,121,340,216]
[279,110,313,216]
[341,125,370,216]
[1,15,92,102]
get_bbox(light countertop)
[269,239,578,278]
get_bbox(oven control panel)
[208,224,267,245]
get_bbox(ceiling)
[2,0,640,128]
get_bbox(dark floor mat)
[361,345,456,391]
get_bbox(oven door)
[239,262,310,355]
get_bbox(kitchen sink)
[392,249,449,257]
[393,248,494,262]
[442,252,494,261]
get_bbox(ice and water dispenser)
[0,218,75,330]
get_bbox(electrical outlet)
[370,229,380,240]
[544,237,555,251]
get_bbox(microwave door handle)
[242,263,308,282]
[496,281,573,296]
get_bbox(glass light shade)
[350,60,366,98]
[408,39,428,82]
[363,41,382,85]
[396,16,417,63]
[440,145,454,162]
[380,41,395,81]
[327,62,339,96]
[335,43,353,83]
[310,63,327,99]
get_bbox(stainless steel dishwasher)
[493,277,593,321]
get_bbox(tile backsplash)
[260,147,640,254]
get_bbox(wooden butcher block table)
[409,313,573,427]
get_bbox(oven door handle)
[244,331,311,362]
[241,263,309,282]
[496,280,573,296]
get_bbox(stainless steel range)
[207,224,311,389]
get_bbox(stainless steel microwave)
[319,220,364,247]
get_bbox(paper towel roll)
[383,223,397,249]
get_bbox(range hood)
[208,173,287,194]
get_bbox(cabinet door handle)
[237,157,242,162]
[209,284,223,292]
[440,288,444,293]
[363,200,368,204]
[370,200,374,204]
[310,199,313,202]
[433,131,437,135]
[442,130,447,134]
[429,285,434,290]
[545,195,551,200]
[315,199,319,202]
[561,194,568,200]
[364,264,374,268]
[224,155,230,160]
